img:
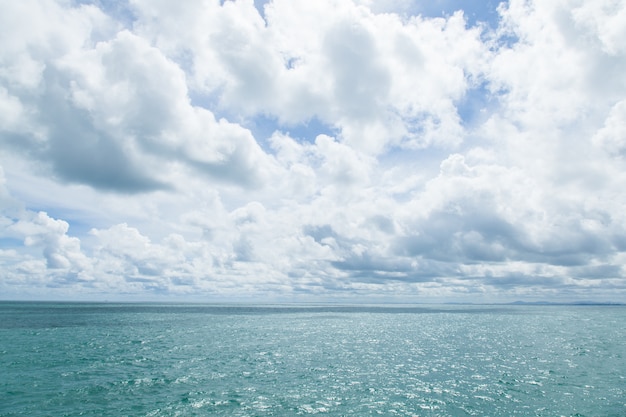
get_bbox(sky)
[1,0,626,303]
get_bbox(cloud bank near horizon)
[1,0,626,302]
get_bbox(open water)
[1,302,625,416]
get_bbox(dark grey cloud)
[393,204,525,263]
[570,264,623,279]
[476,273,568,289]
[330,252,452,284]
[301,224,453,284]
[1,40,270,193]
[392,197,621,271]
[0,67,167,193]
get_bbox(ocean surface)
[1,302,624,416]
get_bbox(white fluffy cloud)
[1,0,625,302]
[130,0,486,153]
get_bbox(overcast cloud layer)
[1,0,626,303]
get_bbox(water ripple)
[1,304,625,416]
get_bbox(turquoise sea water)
[1,303,625,416]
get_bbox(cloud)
[1,5,276,193]
[130,0,487,153]
[1,0,626,302]
[3,208,91,288]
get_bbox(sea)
[1,302,624,417]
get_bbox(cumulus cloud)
[1,204,92,295]
[1,0,626,302]
[0,3,275,192]
[130,0,486,153]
